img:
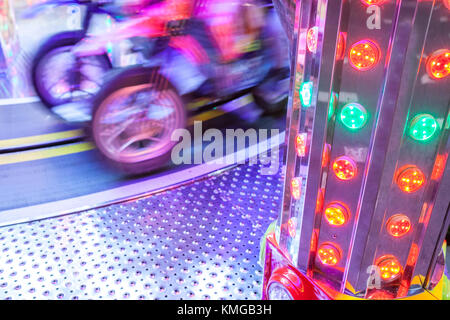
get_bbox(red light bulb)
[295,133,307,157]
[322,144,331,168]
[376,255,402,282]
[333,156,357,180]
[306,27,318,53]
[396,165,426,193]
[288,217,297,238]
[426,49,450,80]
[386,214,411,238]
[324,202,349,226]
[361,0,386,5]
[291,177,302,200]
[316,189,324,213]
[444,0,450,11]
[367,290,395,300]
[349,40,380,71]
[317,243,341,266]
[336,32,346,61]
[431,153,448,181]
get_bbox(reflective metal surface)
[346,0,439,295]
[0,157,282,299]
[273,0,449,298]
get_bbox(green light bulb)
[409,114,438,141]
[340,103,368,130]
[299,82,313,108]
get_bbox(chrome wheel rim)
[94,83,184,164]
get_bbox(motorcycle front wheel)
[90,66,187,175]
[32,30,112,109]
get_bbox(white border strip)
[0,130,285,227]
[0,96,41,106]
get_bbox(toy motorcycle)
[75,1,289,174]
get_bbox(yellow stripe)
[187,95,253,125]
[0,142,94,165]
[0,94,253,165]
[0,129,84,149]
[0,111,222,165]
[186,98,213,110]
[188,109,226,126]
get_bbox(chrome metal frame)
[272,0,449,298]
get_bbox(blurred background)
[0,0,289,217]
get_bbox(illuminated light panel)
[291,177,302,200]
[322,144,331,168]
[288,217,297,238]
[406,243,420,266]
[324,202,349,226]
[396,165,426,193]
[317,243,341,266]
[336,32,346,61]
[361,0,386,5]
[408,113,438,142]
[306,27,319,53]
[431,153,448,181]
[426,49,450,79]
[349,40,380,71]
[332,156,357,180]
[328,93,338,120]
[376,255,402,282]
[367,290,395,300]
[295,133,307,157]
[299,81,313,107]
[444,0,450,10]
[340,103,368,130]
[386,214,411,238]
[316,188,324,213]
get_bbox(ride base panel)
[0,157,282,300]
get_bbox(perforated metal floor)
[0,157,283,300]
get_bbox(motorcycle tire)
[31,30,112,109]
[90,66,187,175]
